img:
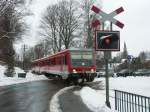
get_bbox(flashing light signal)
[105,38,111,45]
[95,31,120,51]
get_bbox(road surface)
[0,80,65,112]
[0,79,101,112]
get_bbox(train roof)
[68,48,92,52]
[32,48,93,63]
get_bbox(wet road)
[0,80,65,112]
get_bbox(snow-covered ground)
[79,77,150,112]
[79,86,117,112]
[94,77,150,97]
[0,65,48,86]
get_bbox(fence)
[115,90,150,112]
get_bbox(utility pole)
[104,51,111,108]
[22,44,27,70]
[104,22,112,108]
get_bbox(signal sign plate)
[95,30,120,51]
[91,5,124,29]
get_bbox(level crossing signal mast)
[95,31,120,51]
[91,3,124,108]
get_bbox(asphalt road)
[0,80,65,112]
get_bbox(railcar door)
[60,55,68,78]
[60,55,65,71]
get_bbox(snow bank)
[26,72,48,80]
[0,65,7,78]
[0,72,48,86]
[0,65,48,86]
[79,87,117,112]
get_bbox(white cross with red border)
[91,5,124,29]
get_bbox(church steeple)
[122,42,128,59]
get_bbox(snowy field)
[0,65,48,86]
[94,77,150,97]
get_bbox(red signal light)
[104,38,111,45]
[95,31,120,51]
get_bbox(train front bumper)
[69,72,97,82]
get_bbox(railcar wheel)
[73,78,84,85]
[65,77,85,85]
[86,77,94,82]
[72,78,78,85]
[90,77,94,82]
[65,77,72,85]
[44,74,53,79]
[58,75,63,80]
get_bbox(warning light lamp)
[104,38,111,45]
[95,31,120,51]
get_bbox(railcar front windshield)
[70,51,94,67]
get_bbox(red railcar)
[32,48,97,84]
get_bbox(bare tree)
[58,0,81,49]
[40,0,81,53]
[80,0,102,48]
[0,0,28,40]
[0,0,30,76]
[80,0,94,48]
[40,4,61,53]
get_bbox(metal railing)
[115,90,150,112]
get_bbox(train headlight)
[73,69,77,73]
[91,69,94,73]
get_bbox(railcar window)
[70,51,94,67]
[58,57,61,64]
[43,60,47,66]
[47,61,51,65]
[71,55,82,59]
[51,58,56,65]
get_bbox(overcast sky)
[102,0,150,56]
[15,0,150,56]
